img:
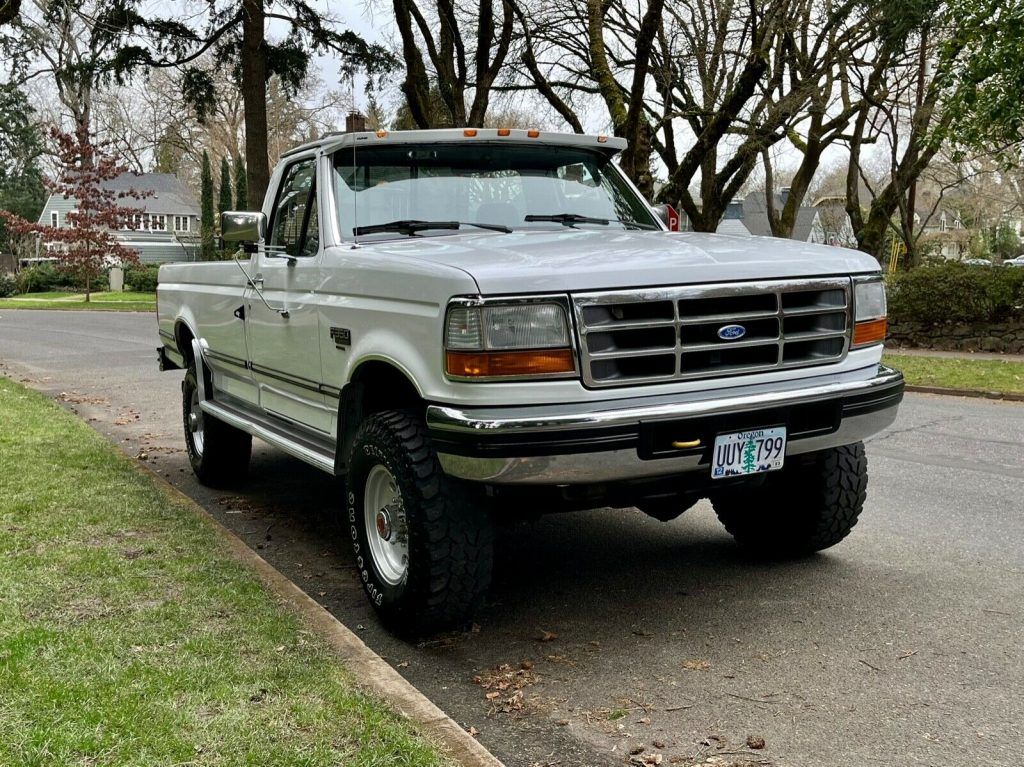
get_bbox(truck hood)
[360,229,880,294]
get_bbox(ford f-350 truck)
[156,128,903,634]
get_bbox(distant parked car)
[963,258,993,266]
[1003,256,1024,267]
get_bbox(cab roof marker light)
[597,135,608,143]
[375,129,388,138]
[463,128,478,137]
[527,129,540,138]
[497,128,511,136]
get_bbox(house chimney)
[345,111,367,133]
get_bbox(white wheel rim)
[188,386,204,455]
[364,464,408,586]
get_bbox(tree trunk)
[241,0,269,211]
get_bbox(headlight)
[852,278,887,347]
[444,300,576,380]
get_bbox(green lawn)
[0,291,156,311]
[885,353,1024,395]
[0,378,445,767]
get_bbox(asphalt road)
[2,309,1022,767]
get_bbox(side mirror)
[221,211,266,252]
[652,203,680,232]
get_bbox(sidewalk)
[885,346,1024,363]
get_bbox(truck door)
[245,156,331,433]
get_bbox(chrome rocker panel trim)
[428,365,903,485]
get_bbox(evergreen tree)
[217,156,232,257]
[200,150,215,260]
[234,155,247,211]
[0,84,47,256]
[218,155,232,216]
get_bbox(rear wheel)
[710,442,868,556]
[182,361,252,486]
[347,410,493,636]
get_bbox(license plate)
[711,426,786,479]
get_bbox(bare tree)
[392,0,516,128]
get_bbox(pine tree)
[218,156,232,216]
[234,154,248,211]
[200,150,215,261]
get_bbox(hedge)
[887,262,1024,325]
[14,263,109,294]
[124,264,159,292]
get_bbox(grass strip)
[0,377,446,767]
[0,291,156,312]
[885,353,1024,395]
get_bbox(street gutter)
[904,384,1024,402]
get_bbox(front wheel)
[710,442,868,557]
[347,411,493,635]
[182,362,252,486]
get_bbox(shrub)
[888,262,1024,325]
[124,264,159,292]
[14,262,110,293]
[16,263,59,293]
[0,274,17,297]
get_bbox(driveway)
[2,309,1022,767]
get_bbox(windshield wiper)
[353,219,511,236]
[524,213,609,227]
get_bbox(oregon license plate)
[711,427,786,479]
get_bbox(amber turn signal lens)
[463,128,478,137]
[446,349,575,378]
[853,317,887,347]
[497,128,511,136]
[527,129,540,138]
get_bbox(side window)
[268,159,318,257]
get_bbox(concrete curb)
[905,384,1024,402]
[137,463,505,767]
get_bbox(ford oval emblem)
[717,324,747,341]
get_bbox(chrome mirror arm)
[232,249,290,319]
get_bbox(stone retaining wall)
[887,319,1024,354]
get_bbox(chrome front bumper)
[427,366,904,485]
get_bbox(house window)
[50,211,59,227]
[173,215,190,232]
[149,214,167,232]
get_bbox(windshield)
[331,143,658,240]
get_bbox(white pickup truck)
[157,128,903,634]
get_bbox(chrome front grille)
[573,278,851,387]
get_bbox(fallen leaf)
[536,630,558,642]
[467,726,479,737]
[746,735,766,749]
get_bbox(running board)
[200,399,337,475]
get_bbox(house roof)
[102,173,199,216]
[716,190,819,240]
